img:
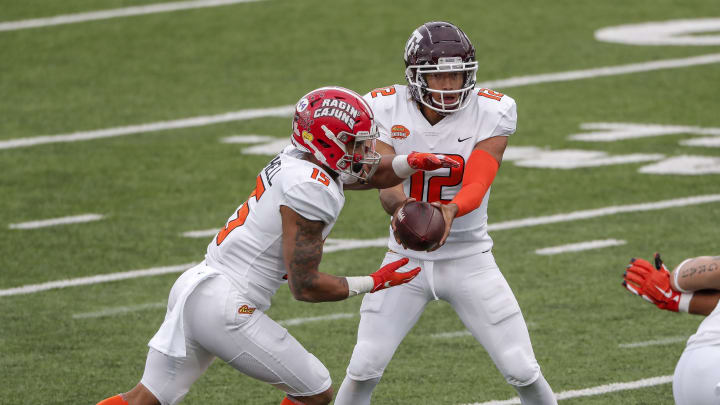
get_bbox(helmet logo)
[296,97,310,112]
[312,98,360,130]
[404,30,423,61]
[391,125,410,139]
[302,130,314,142]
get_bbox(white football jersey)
[365,84,517,261]
[205,146,345,309]
[685,299,720,349]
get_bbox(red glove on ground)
[370,257,421,293]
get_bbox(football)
[394,201,446,251]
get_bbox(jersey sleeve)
[490,96,517,137]
[281,182,341,224]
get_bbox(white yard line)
[466,375,673,405]
[0,263,196,297]
[3,54,720,150]
[431,330,473,339]
[478,53,720,88]
[0,0,262,32]
[488,194,720,231]
[0,105,294,150]
[3,193,719,298]
[278,313,355,326]
[618,336,688,348]
[8,213,103,229]
[73,302,166,319]
[535,239,626,255]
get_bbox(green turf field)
[2,0,719,404]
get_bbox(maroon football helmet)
[404,21,478,114]
[291,86,381,183]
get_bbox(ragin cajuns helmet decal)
[292,87,380,183]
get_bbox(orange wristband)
[450,149,499,217]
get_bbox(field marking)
[0,263,196,297]
[4,54,720,151]
[278,313,355,326]
[181,230,389,253]
[618,336,688,348]
[431,330,473,339]
[0,0,262,32]
[569,122,720,142]
[0,105,295,150]
[595,18,720,46]
[4,193,720,298]
[639,155,720,175]
[466,375,673,405]
[73,302,166,319]
[488,194,720,232]
[221,135,276,144]
[535,239,626,255]
[478,52,720,89]
[8,213,103,229]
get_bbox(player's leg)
[673,346,720,405]
[440,252,556,405]
[186,275,333,404]
[335,252,431,405]
[97,266,218,405]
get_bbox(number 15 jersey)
[205,146,345,310]
[364,84,517,261]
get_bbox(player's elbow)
[288,281,323,303]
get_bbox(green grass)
[1,0,718,403]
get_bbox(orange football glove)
[369,257,421,293]
[407,152,460,171]
[623,253,681,312]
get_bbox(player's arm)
[345,142,459,191]
[280,205,421,302]
[672,256,720,315]
[430,135,508,248]
[623,254,720,315]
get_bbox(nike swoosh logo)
[458,136,472,142]
[655,286,673,298]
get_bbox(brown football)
[394,201,446,251]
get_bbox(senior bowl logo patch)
[391,125,410,139]
[238,305,256,315]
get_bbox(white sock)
[514,373,557,405]
[334,375,381,405]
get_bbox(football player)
[335,22,557,404]
[624,253,720,405]
[96,86,459,405]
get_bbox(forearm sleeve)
[450,149,499,217]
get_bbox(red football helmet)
[404,21,478,114]
[291,86,381,183]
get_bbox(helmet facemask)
[406,56,478,114]
[330,124,381,183]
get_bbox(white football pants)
[673,344,720,405]
[141,272,331,405]
[338,250,547,401]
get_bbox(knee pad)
[346,341,394,380]
[496,347,540,386]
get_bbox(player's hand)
[427,202,458,251]
[623,253,681,312]
[391,197,416,248]
[369,257,421,292]
[407,152,460,171]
